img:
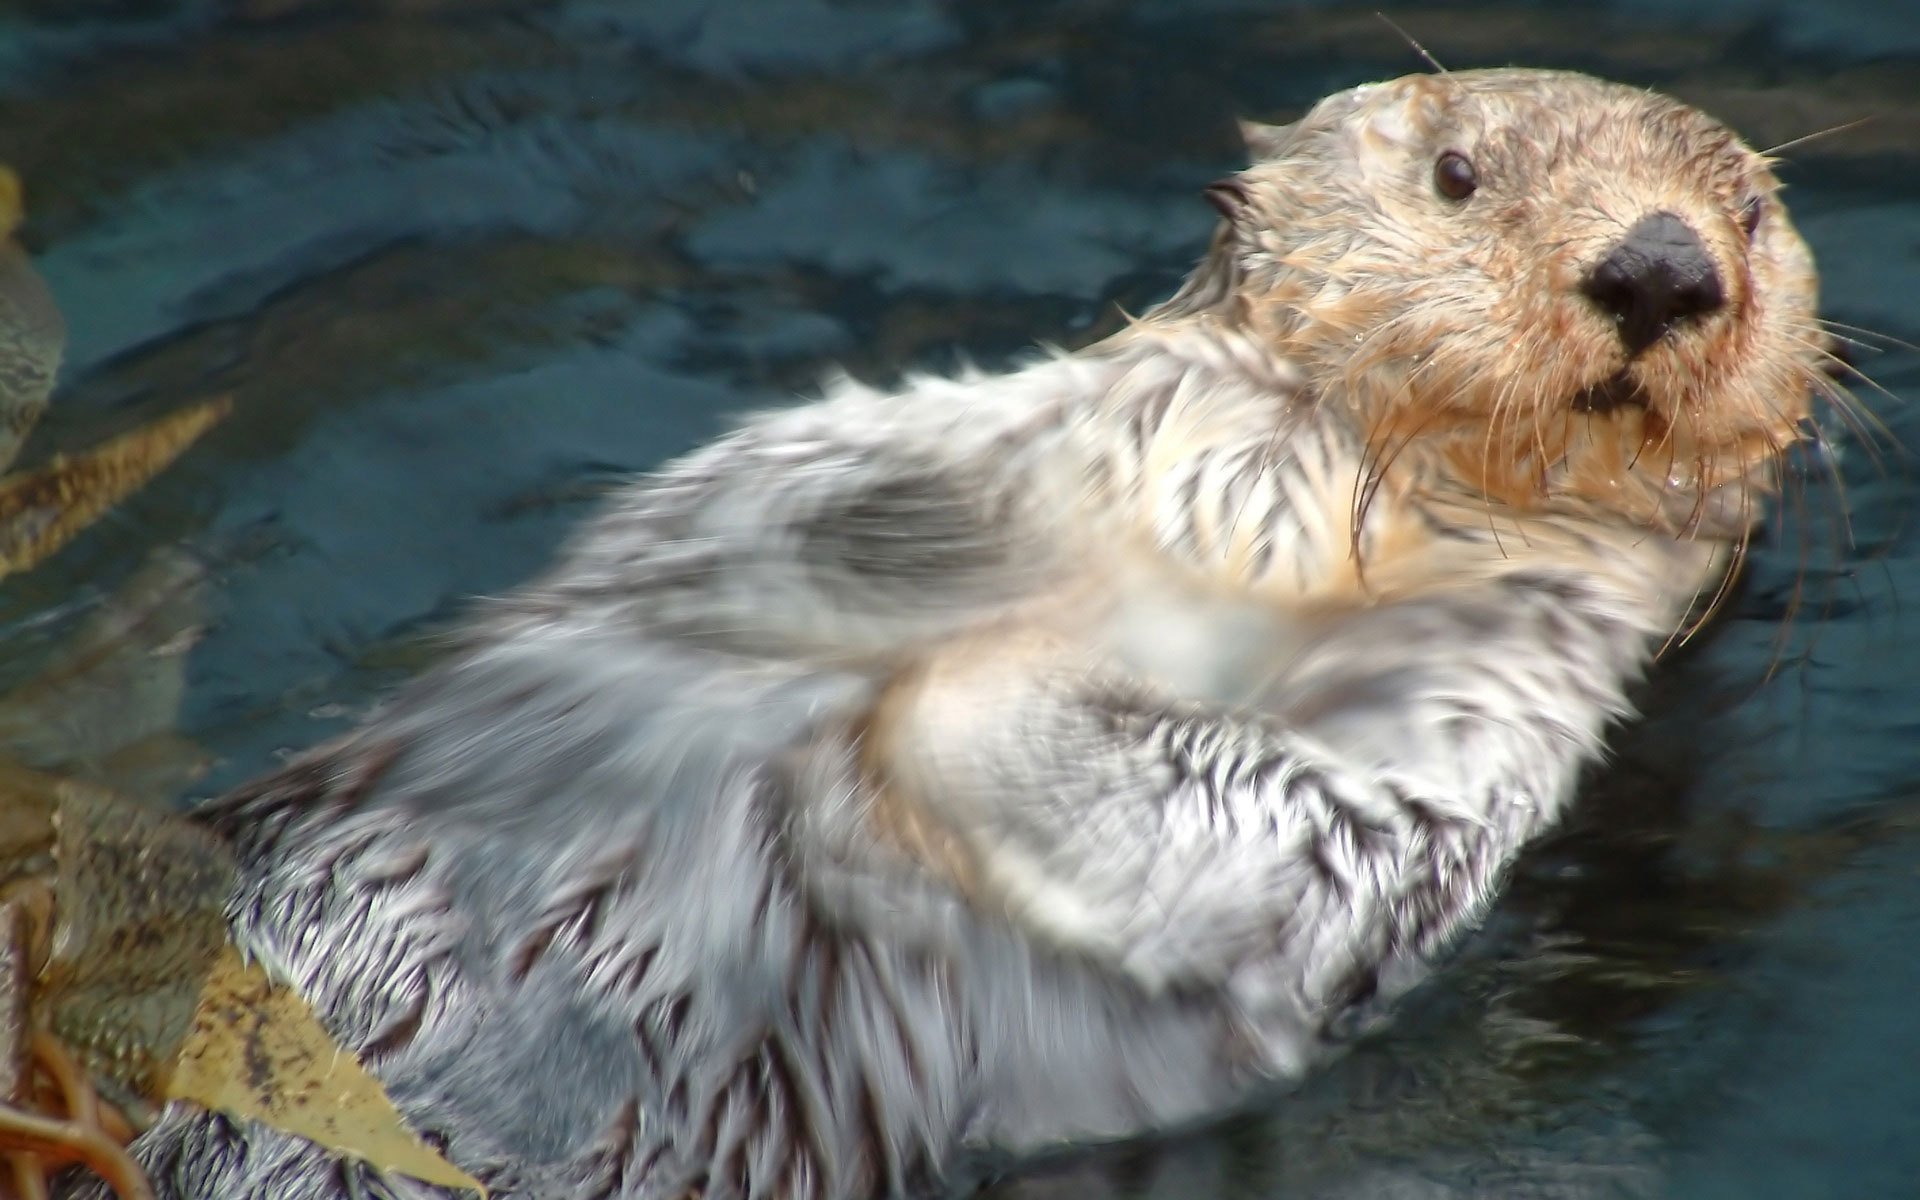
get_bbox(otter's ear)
[1237,119,1294,162]
[1203,176,1253,222]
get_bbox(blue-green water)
[2,2,1917,1196]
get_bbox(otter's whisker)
[1375,12,1449,74]
[1799,354,1900,476]
[1813,357,1905,449]
[1657,536,1725,655]
[1479,359,1532,553]
[1226,414,1293,569]
[1802,410,1868,558]
[1666,474,1752,654]
[1810,383,1890,482]
[1790,321,1905,406]
[1353,370,1454,560]
[1697,520,1754,637]
[1817,316,1920,357]
[1350,381,1435,569]
[1762,442,1825,682]
[1760,116,1873,159]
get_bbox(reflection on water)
[0,167,222,795]
[2,1,1918,1196]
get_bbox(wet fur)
[67,71,1823,1200]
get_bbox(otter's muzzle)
[1580,211,1724,358]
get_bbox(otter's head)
[1192,69,1822,540]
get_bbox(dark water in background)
[1,1,1917,1196]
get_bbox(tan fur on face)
[1192,70,1819,542]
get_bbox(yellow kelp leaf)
[0,167,20,237]
[0,396,230,580]
[166,947,488,1197]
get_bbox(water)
[2,2,1917,1196]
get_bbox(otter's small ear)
[1237,119,1294,162]
[1203,177,1253,222]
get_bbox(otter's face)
[1216,69,1821,538]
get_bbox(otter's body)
[74,70,1824,1199]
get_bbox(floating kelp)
[0,767,484,1198]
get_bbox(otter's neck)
[1067,317,1721,815]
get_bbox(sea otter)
[68,68,1824,1200]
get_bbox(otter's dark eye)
[1434,151,1478,201]
[1740,194,1765,238]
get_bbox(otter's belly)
[1082,567,1318,711]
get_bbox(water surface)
[2,2,1916,1196]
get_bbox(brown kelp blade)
[0,766,485,1194]
[26,773,233,1115]
[0,168,66,474]
[0,398,229,581]
[0,549,211,788]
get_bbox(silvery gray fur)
[64,328,1699,1200]
[62,78,1764,1200]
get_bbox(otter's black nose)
[1580,211,1724,357]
